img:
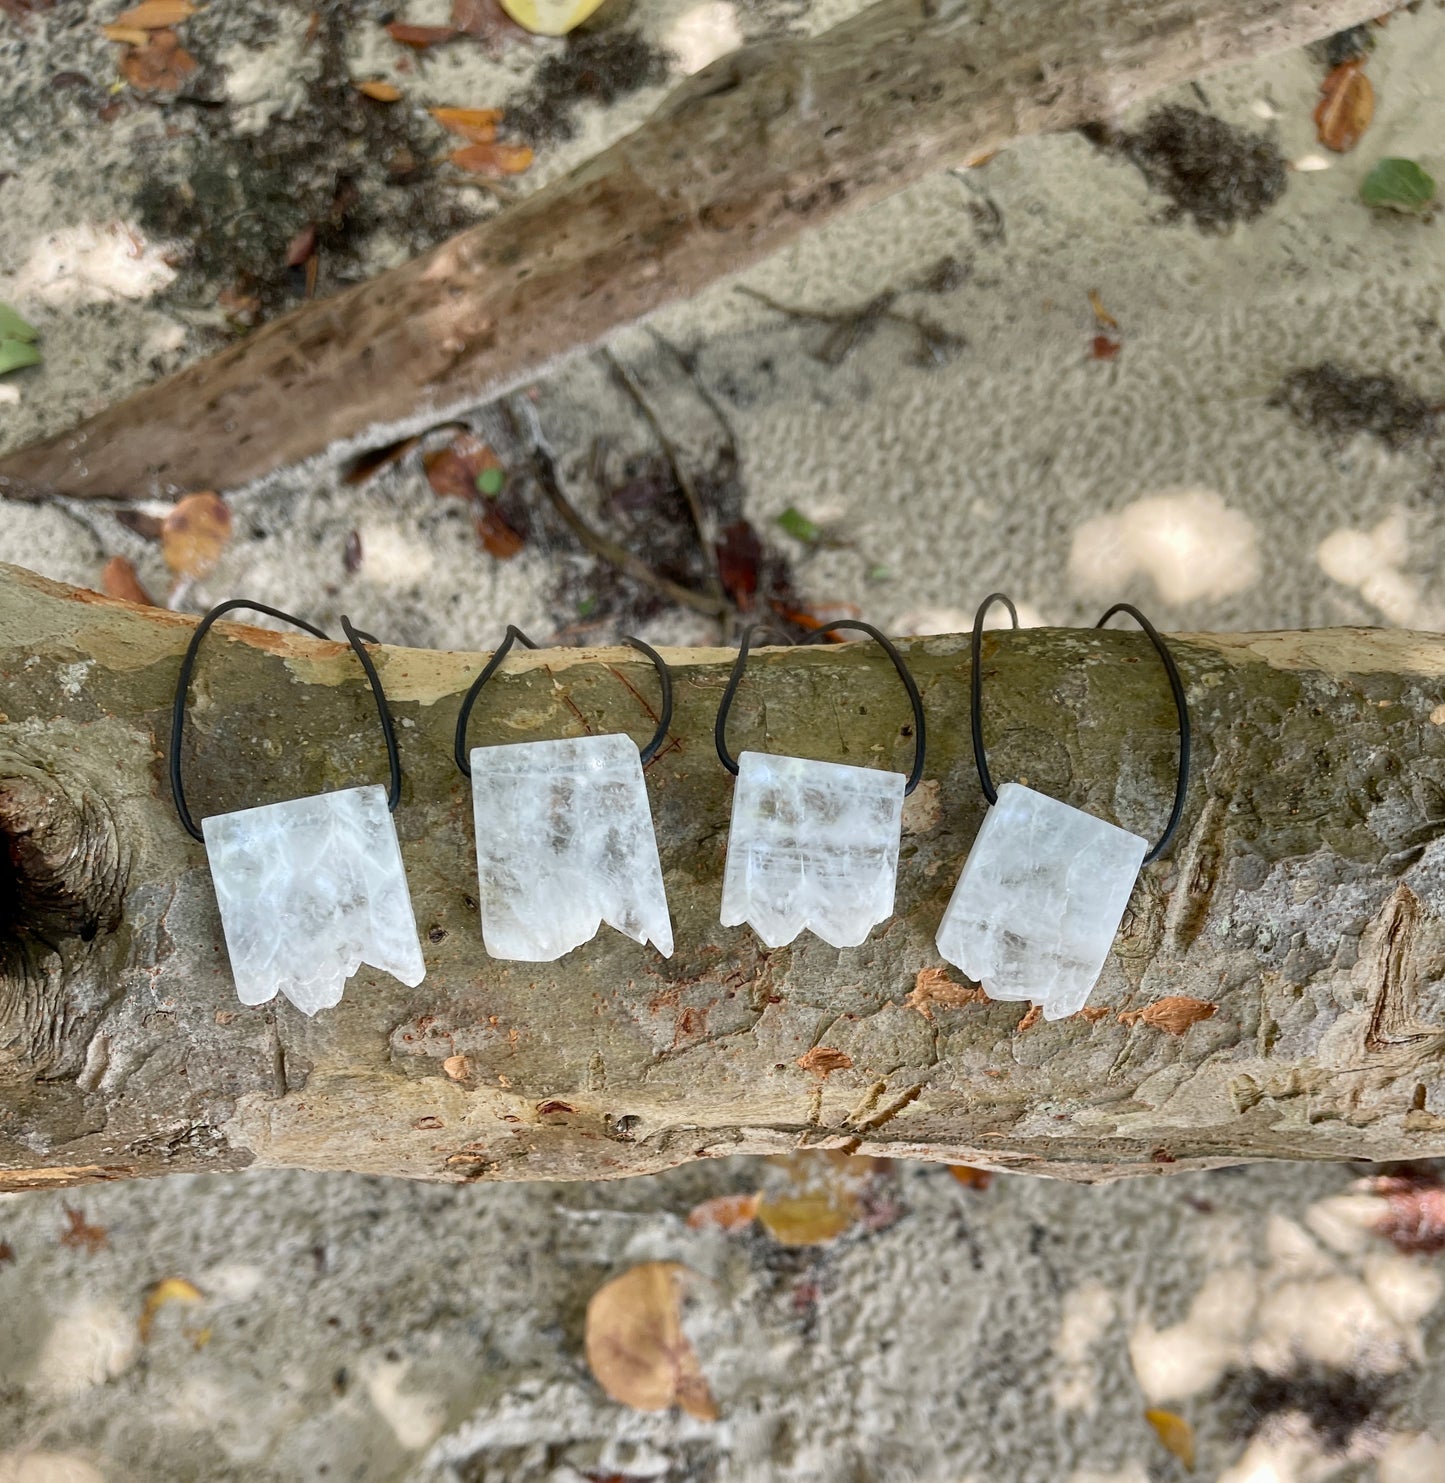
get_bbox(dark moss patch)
[1107,104,1288,231]
[1213,1362,1399,1452]
[506,28,668,145]
[1272,363,1440,451]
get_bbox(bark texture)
[0,0,1381,501]
[3,564,1445,1191]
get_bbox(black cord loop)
[714,620,927,795]
[452,628,675,776]
[170,600,402,844]
[968,593,1191,863]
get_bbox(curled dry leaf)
[110,0,196,27]
[161,491,232,578]
[686,1193,760,1233]
[386,21,458,47]
[905,966,985,1021]
[356,79,402,102]
[755,1151,898,1247]
[948,1165,993,1190]
[1315,61,1374,153]
[796,1046,853,1078]
[585,1262,718,1420]
[1145,1409,1196,1472]
[1087,289,1119,330]
[1369,1168,1445,1255]
[430,106,503,143]
[119,29,197,93]
[449,141,534,177]
[138,1276,203,1343]
[1117,996,1217,1035]
[100,555,155,606]
[424,431,498,499]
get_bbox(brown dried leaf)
[119,29,197,93]
[161,491,232,577]
[905,966,986,1021]
[476,506,525,560]
[796,1046,853,1078]
[60,1206,108,1254]
[284,223,317,268]
[585,1262,718,1420]
[1090,334,1122,361]
[356,79,402,102]
[386,21,458,47]
[102,23,150,43]
[344,433,423,485]
[715,520,762,609]
[138,1276,203,1343]
[424,431,497,499]
[1145,1409,1196,1472]
[1370,1168,1445,1255]
[111,0,197,27]
[449,141,533,177]
[686,1193,759,1232]
[1315,61,1374,153]
[948,1165,993,1190]
[1087,289,1119,330]
[100,554,155,606]
[1117,996,1217,1035]
[429,105,503,143]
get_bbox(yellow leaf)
[161,491,232,577]
[585,1262,718,1420]
[754,1151,892,1247]
[429,105,503,143]
[139,1276,204,1343]
[110,0,199,28]
[449,141,533,177]
[497,0,607,35]
[1145,1409,1196,1472]
[357,80,402,102]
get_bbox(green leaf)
[0,304,38,343]
[577,595,597,618]
[776,506,821,544]
[1360,158,1437,216]
[0,338,41,376]
[476,466,505,496]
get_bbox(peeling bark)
[4,566,1445,1187]
[0,0,1383,500]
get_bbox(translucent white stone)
[935,782,1147,1020]
[469,734,673,961]
[720,750,905,949]
[202,784,426,1016]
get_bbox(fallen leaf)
[585,1262,718,1420]
[100,555,155,606]
[776,506,821,544]
[0,1241,15,1264]
[344,433,425,484]
[101,23,151,43]
[343,529,363,574]
[1315,61,1374,153]
[1117,996,1218,1035]
[715,520,762,608]
[356,79,402,102]
[424,431,498,499]
[138,1276,203,1342]
[796,1046,853,1077]
[1369,1168,1445,1255]
[904,966,986,1021]
[442,1054,471,1081]
[686,1193,759,1232]
[755,1151,896,1247]
[1088,289,1119,330]
[450,0,530,50]
[948,1165,993,1190]
[1145,1409,1196,1471]
[386,20,458,47]
[449,141,533,177]
[476,506,525,559]
[1360,157,1437,216]
[119,29,197,93]
[0,302,40,376]
[284,223,317,268]
[59,1206,108,1254]
[161,491,232,578]
[1090,334,1122,361]
[110,0,197,27]
[429,105,503,143]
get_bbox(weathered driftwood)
[3,563,1445,1192]
[0,0,1382,501]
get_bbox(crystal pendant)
[720,750,905,949]
[202,783,427,1016]
[469,733,673,961]
[935,782,1146,1020]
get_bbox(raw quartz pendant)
[470,733,673,961]
[721,750,905,949]
[202,783,426,1016]
[935,782,1147,1020]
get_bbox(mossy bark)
[0,0,1383,501]
[3,564,1445,1192]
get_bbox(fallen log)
[3,563,1444,1190]
[0,0,1383,501]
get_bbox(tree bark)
[0,0,1382,502]
[3,563,1445,1191]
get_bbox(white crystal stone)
[720,750,905,949]
[935,782,1146,1020]
[469,733,673,961]
[202,783,426,1016]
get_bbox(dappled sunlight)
[665,1,744,75]
[1316,510,1444,629]
[3,223,176,308]
[1068,489,1260,606]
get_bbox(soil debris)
[1272,363,1439,450]
[505,29,668,145]
[1213,1362,1398,1452]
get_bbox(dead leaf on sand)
[430,106,504,143]
[118,29,197,93]
[1315,61,1374,153]
[686,1193,759,1232]
[100,554,155,606]
[449,141,534,177]
[138,1276,203,1342]
[585,1262,718,1420]
[161,492,232,577]
[1145,1408,1196,1471]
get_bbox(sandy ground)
[2,0,1445,1478]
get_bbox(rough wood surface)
[4,564,1445,1191]
[0,0,1381,501]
